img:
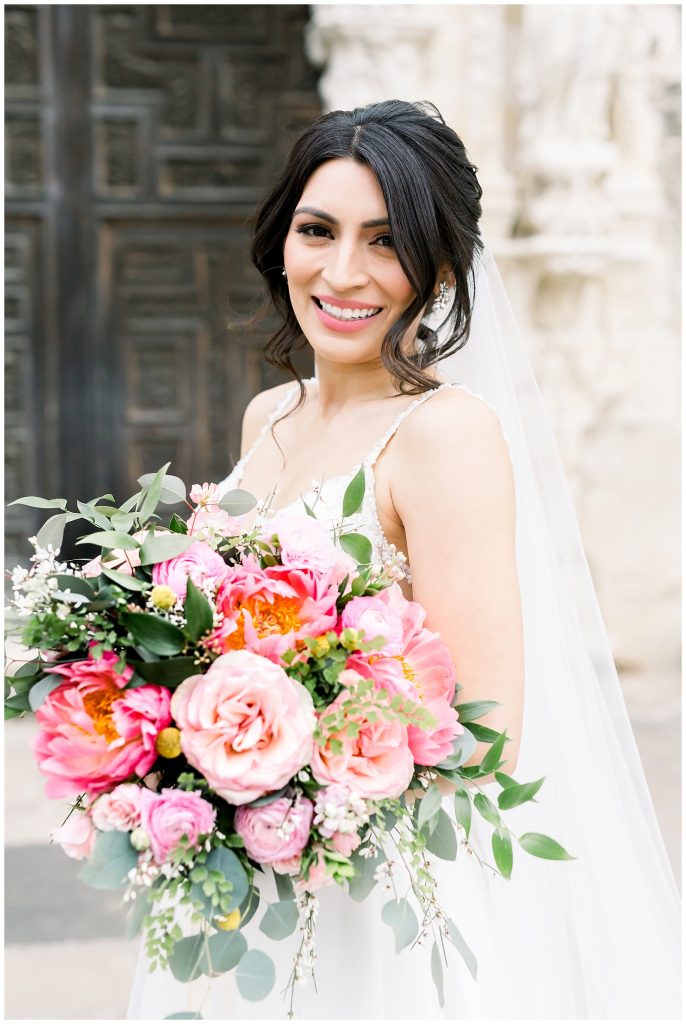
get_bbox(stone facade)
[305,3,681,677]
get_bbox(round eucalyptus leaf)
[235,949,276,1002]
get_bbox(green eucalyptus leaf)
[77,501,112,530]
[497,777,545,810]
[207,930,248,975]
[120,612,186,656]
[473,792,501,827]
[492,827,513,879]
[125,888,151,938]
[517,832,575,861]
[8,496,67,509]
[455,699,500,723]
[205,847,249,912]
[36,513,67,551]
[431,940,445,1008]
[235,949,276,1002]
[184,579,214,643]
[120,491,143,513]
[169,933,207,983]
[417,783,443,831]
[53,575,95,598]
[259,900,298,941]
[139,534,197,565]
[101,568,149,592]
[218,488,257,517]
[110,512,138,533]
[138,462,171,521]
[436,729,477,770]
[348,846,385,902]
[342,465,365,517]
[339,532,372,566]
[381,897,419,953]
[454,788,472,839]
[80,830,138,889]
[446,917,478,979]
[425,808,457,861]
[28,675,65,711]
[75,530,140,551]
[138,469,186,505]
[164,1015,203,1020]
[274,871,295,902]
[236,885,260,929]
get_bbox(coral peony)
[407,699,463,767]
[152,540,227,599]
[91,783,143,832]
[234,794,314,864]
[311,687,414,800]
[139,787,216,864]
[171,649,316,805]
[207,555,338,662]
[51,811,96,860]
[32,651,172,799]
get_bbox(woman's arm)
[392,388,525,781]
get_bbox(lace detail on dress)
[217,378,513,588]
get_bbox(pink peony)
[341,593,405,655]
[32,651,172,799]
[346,625,456,707]
[139,787,216,864]
[152,540,227,599]
[91,783,142,832]
[171,650,316,805]
[407,699,463,767]
[234,794,314,864]
[207,555,338,662]
[51,811,96,860]
[311,685,414,800]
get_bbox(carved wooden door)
[5,5,319,557]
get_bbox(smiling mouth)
[312,297,382,321]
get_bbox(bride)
[128,100,680,1019]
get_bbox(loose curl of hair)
[241,99,483,418]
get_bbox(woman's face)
[282,159,421,365]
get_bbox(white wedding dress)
[129,250,681,1019]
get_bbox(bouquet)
[5,464,572,1017]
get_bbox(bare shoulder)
[240,380,298,456]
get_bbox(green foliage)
[138,468,186,506]
[138,462,172,521]
[127,657,198,688]
[479,729,508,774]
[497,776,545,810]
[342,465,366,517]
[259,900,298,940]
[218,488,257,516]
[28,675,66,711]
[436,729,477,770]
[517,832,575,860]
[431,940,445,1008]
[425,808,458,860]
[453,787,472,839]
[339,532,372,566]
[492,827,514,878]
[184,579,214,643]
[416,783,442,831]
[455,699,500,723]
[79,830,138,889]
[381,898,419,953]
[348,846,385,902]
[120,611,186,656]
[76,530,140,551]
[139,534,197,565]
[446,917,477,979]
[473,792,501,828]
[235,949,276,1001]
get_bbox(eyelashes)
[295,224,394,249]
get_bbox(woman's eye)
[374,234,394,249]
[296,224,331,238]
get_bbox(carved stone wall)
[305,4,681,675]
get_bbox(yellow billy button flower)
[155,726,182,759]
[310,635,331,659]
[151,585,176,611]
[214,909,241,931]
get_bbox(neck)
[311,356,441,417]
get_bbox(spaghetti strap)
[230,381,303,484]
[366,381,455,468]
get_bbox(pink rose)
[234,795,314,864]
[294,847,335,895]
[51,811,97,860]
[341,593,405,655]
[91,783,142,832]
[330,830,361,856]
[152,540,227,599]
[32,652,172,799]
[311,687,414,800]
[207,555,338,662]
[171,650,316,805]
[139,788,216,864]
[407,699,463,767]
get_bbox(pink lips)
[311,297,382,334]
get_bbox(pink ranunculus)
[91,783,143,832]
[81,529,149,578]
[171,649,316,805]
[139,787,216,864]
[207,555,338,663]
[234,794,314,864]
[294,847,335,895]
[407,699,464,767]
[341,593,405,655]
[51,811,97,860]
[32,652,172,799]
[152,540,227,599]
[263,512,343,576]
[311,687,414,800]
[330,830,361,856]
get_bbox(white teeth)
[319,300,380,320]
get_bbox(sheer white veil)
[429,243,681,1017]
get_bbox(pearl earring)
[432,281,450,312]
[281,268,287,279]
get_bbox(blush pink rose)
[91,783,142,831]
[407,699,463,767]
[51,812,97,860]
[152,540,227,599]
[32,652,172,799]
[139,787,216,864]
[207,555,338,662]
[311,685,414,800]
[234,795,314,864]
[341,593,405,655]
[171,650,316,805]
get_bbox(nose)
[320,240,369,293]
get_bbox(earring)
[432,281,450,312]
[281,268,287,279]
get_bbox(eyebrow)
[292,205,390,229]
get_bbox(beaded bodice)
[217,378,507,586]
